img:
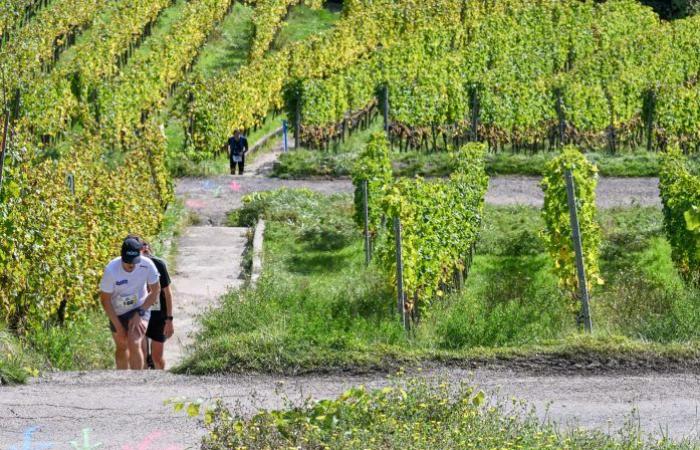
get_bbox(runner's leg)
[127,315,147,369]
[112,332,129,370]
[151,341,166,369]
[238,156,244,174]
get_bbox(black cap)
[121,237,142,264]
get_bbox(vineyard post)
[67,173,75,196]
[564,169,593,333]
[282,120,289,152]
[363,180,371,266]
[393,217,407,330]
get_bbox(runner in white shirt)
[99,237,160,370]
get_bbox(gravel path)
[176,174,660,226]
[1,369,699,448]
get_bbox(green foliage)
[375,143,488,313]
[188,0,465,154]
[99,0,233,142]
[541,147,603,308]
[284,0,700,154]
[0,124,171,332]
[202,379,693,449]
[245,0,322,61]
[350,132,392,233]
[658,147,700,283]
[18,0,174,138]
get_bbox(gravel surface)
[176,174,660,226]
[1,369,699,448]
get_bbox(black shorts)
[146,310,167,343]
[108,308,145,333]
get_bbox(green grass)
[177,190,700,375]
[271,4,340,50]
[192,2,254,77]
[202,378,696,449]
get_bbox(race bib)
[150,301,161,312]
[115,294,138,311]
[233,155,242,162]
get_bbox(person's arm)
[100,291,126,337]
[163,285,174,338]
[141,282,161,309]
[244,137,249,154]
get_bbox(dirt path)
[177,154,661,225]
[1,369,699,448]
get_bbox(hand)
[164,320,174,339]
[128,313,146,338]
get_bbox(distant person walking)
[140,240,174,370]
[99,237,160,370]
[228,130,249,175]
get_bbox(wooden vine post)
[564,170,593,333]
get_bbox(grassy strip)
[271,3,340,50]
[202,378,696,449]
[177,190,700,375]
[192,2,254,77]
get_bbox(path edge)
[251,219,265,285]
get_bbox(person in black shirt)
[228,130,249,175]
[140,241,174,370]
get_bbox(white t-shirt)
[99,257,160,316]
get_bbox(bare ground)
[1,369,699,448]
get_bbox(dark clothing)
[148,256,171,314]
[228,135,249,157]
[145,256,171,342]
[228,135,249,175]
[146,310,167,343]
[108,308,146,333]
[230,156,245,175]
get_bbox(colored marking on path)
[185,199,207,209]
[228,181,242,192]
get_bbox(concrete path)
[167,226,248,366]
[1,369,699,448]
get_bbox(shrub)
[540,147,603,309]
[350,132,392,233]
[658,146,700,283]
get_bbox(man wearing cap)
[99,237,160,370]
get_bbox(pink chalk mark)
[228,181,242,192]
[121,431,184,450]
[185,199,207,209]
